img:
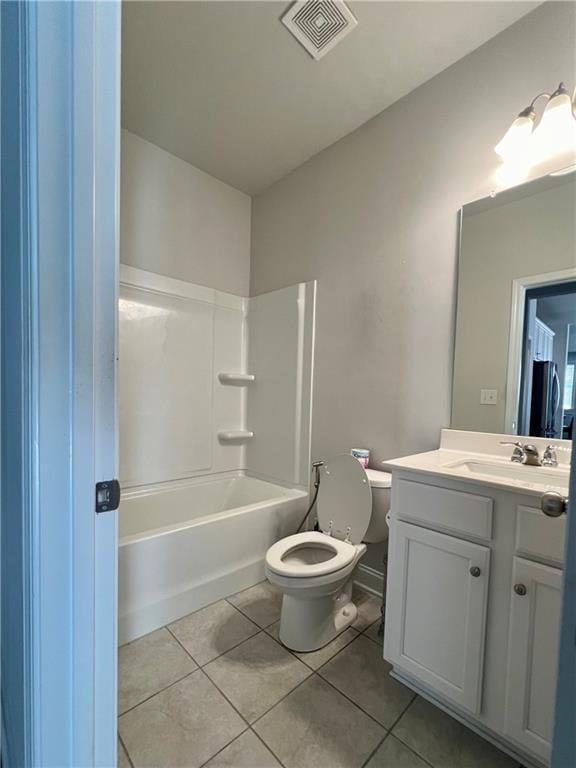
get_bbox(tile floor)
[118,582,523,768]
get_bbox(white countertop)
[381,430,571,498]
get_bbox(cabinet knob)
[541,491,568,518]
[469,566,481,578]
[514,583,527,596]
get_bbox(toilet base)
[278,579,357,652]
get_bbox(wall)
[452,179,576,434]
[250,2,576,570]
[121,130,251,295]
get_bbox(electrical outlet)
[480,389,498,405]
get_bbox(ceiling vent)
[281,0,358,61]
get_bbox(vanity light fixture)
[495,82,576,167]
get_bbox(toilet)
[265,454,391,652]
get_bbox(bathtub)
[118,472,308,643]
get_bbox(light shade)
[494,112,534,161]
[529,87,576,165]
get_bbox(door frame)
[1,2,120,765]
[504,268,576,435]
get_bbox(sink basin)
[445,459,569,492]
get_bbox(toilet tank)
[363,469,392,543]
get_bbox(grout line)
[117,731,135,768]
[362,630,384,648]
[118,668,200,718]
[360,731,390,768]
[196,724,252,768]
[313,627,366,673]
[250,726,288,768]
[198,662,256,729]
[359,695,424,768]
[314,670,395,732]
[386,698,436,768]
[224,595,280,631]
[165,618,260,670]
[265,622,361,670]
[250,673,313,728]
[165,624,202,666]
[247,631,385,734]
[297,627,361,670]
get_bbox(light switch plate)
[480,389,498,405]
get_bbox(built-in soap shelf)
[218,373,255,385]
[218,430,254,442]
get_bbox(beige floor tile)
[393,697,518,768]
[228,581,283,628]
[169,600,259,666]
[118,628,197,714]
[254,674,385,768]
[204,730,281,768]
[364,619,384,645]
[118,738,131,768]
[319,634,414,728]
[118,670,246,768]
[266,620,360,670]
[203,632,311,723]
[366,735,430,767]
[352,587,384,631]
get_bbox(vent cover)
[281,0,358,60]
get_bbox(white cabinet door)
[504,557,562,762]
[385,521,490,714]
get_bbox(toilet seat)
[266,531,356,578]
[317,454,372,543]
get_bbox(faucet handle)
[542,445,558,467]
[499,441,524,463]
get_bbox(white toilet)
[265,454,391,652]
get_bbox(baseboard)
[118,558,266,645]
[353,563,384,596]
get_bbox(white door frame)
[1,2,120,765]
[504,268,576,434]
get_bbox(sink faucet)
[542,445,559,467]
[499,441,541,466]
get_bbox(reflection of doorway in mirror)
[516,280,576,440]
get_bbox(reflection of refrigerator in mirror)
[529,360,560,438]
[518,286,576,439]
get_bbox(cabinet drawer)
[395,479,493,540]
[515,505,566,566]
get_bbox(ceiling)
[538,292,576,330]
[122,1,540,195]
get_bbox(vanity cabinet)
[504,557,562,762]
[384,472,567,768]
[385,521,490,713]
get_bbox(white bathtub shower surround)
[246,282,316,488]
[119,265,316,490]
[118,473,308,643]
[119,266,249,487]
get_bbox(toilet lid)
[317,454,372,543]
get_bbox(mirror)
[452,170,576,438]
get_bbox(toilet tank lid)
[365,469,392,488]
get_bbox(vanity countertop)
[382,429,571,498]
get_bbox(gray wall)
[250,3,575,570]
[121,130,251,295]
